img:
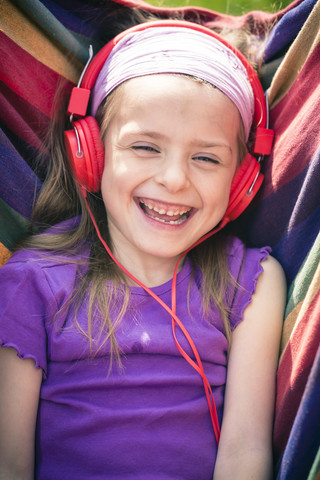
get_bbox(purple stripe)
[272,206,320,284]
[275,346,320,480]
[264,0,317,61]
[0,129,42,219]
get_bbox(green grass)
[147,0,291,16]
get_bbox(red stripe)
[0,32,69,118]
[0,81,48,151]
[273,290,320,459]
[263,45,320,198]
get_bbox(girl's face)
[101,75,241,274]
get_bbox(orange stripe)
[0,243,12,267]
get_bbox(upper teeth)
[141,200,190,216]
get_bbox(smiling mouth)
[138,198,192,225]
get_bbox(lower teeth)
[139,201,188,224]
[153,215,186,225]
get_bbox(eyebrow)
[191,140,232,152]
[123,130,165,140]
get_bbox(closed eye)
[132,145,160,153]
[193,155,220,164]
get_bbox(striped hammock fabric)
[0,1,319,478]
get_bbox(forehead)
[114,74,241,123]
[120,74,214,103]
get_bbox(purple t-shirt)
[0,234,270,479]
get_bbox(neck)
[113,249,186,288]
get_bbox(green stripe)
[0,198,29,250]
[285,232,320,317]
[307,447,320,480]
[14,0,90,63]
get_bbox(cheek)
[203,174,233,201]
[100,161,134,210]
[100,164,118,212]
[201,177,233,221]
[101,153,123,191]
[100,165,110,196]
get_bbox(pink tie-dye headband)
[91,26,255,141]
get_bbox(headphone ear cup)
[224,153,263,222]
[82,116,105,191]
[64,116,104,192]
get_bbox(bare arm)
[213,255,286,480]
[0,347,42,480]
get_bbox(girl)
[0,19,285,480]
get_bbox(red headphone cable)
[81,187,222,444]
[66,20,274,449]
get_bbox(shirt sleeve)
[227,239,271,331]
[0,254,59,377]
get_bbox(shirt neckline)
[128,257,193,297]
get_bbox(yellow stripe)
[0,0,82,83]
[0,242,12,267]
[279,263,320,361]
[269,0,320,108]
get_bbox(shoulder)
[245,253,286,323]
[232,252,286,342]
[0,244,90,310]
[257,254,286,291]
[2,245,89,276]
[226,235,271,260]
[226,236,272,281]
[226,237,279,329]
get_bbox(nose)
[155,155,190,193]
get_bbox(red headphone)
[64,20,274,444]
[65,19,273,224]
